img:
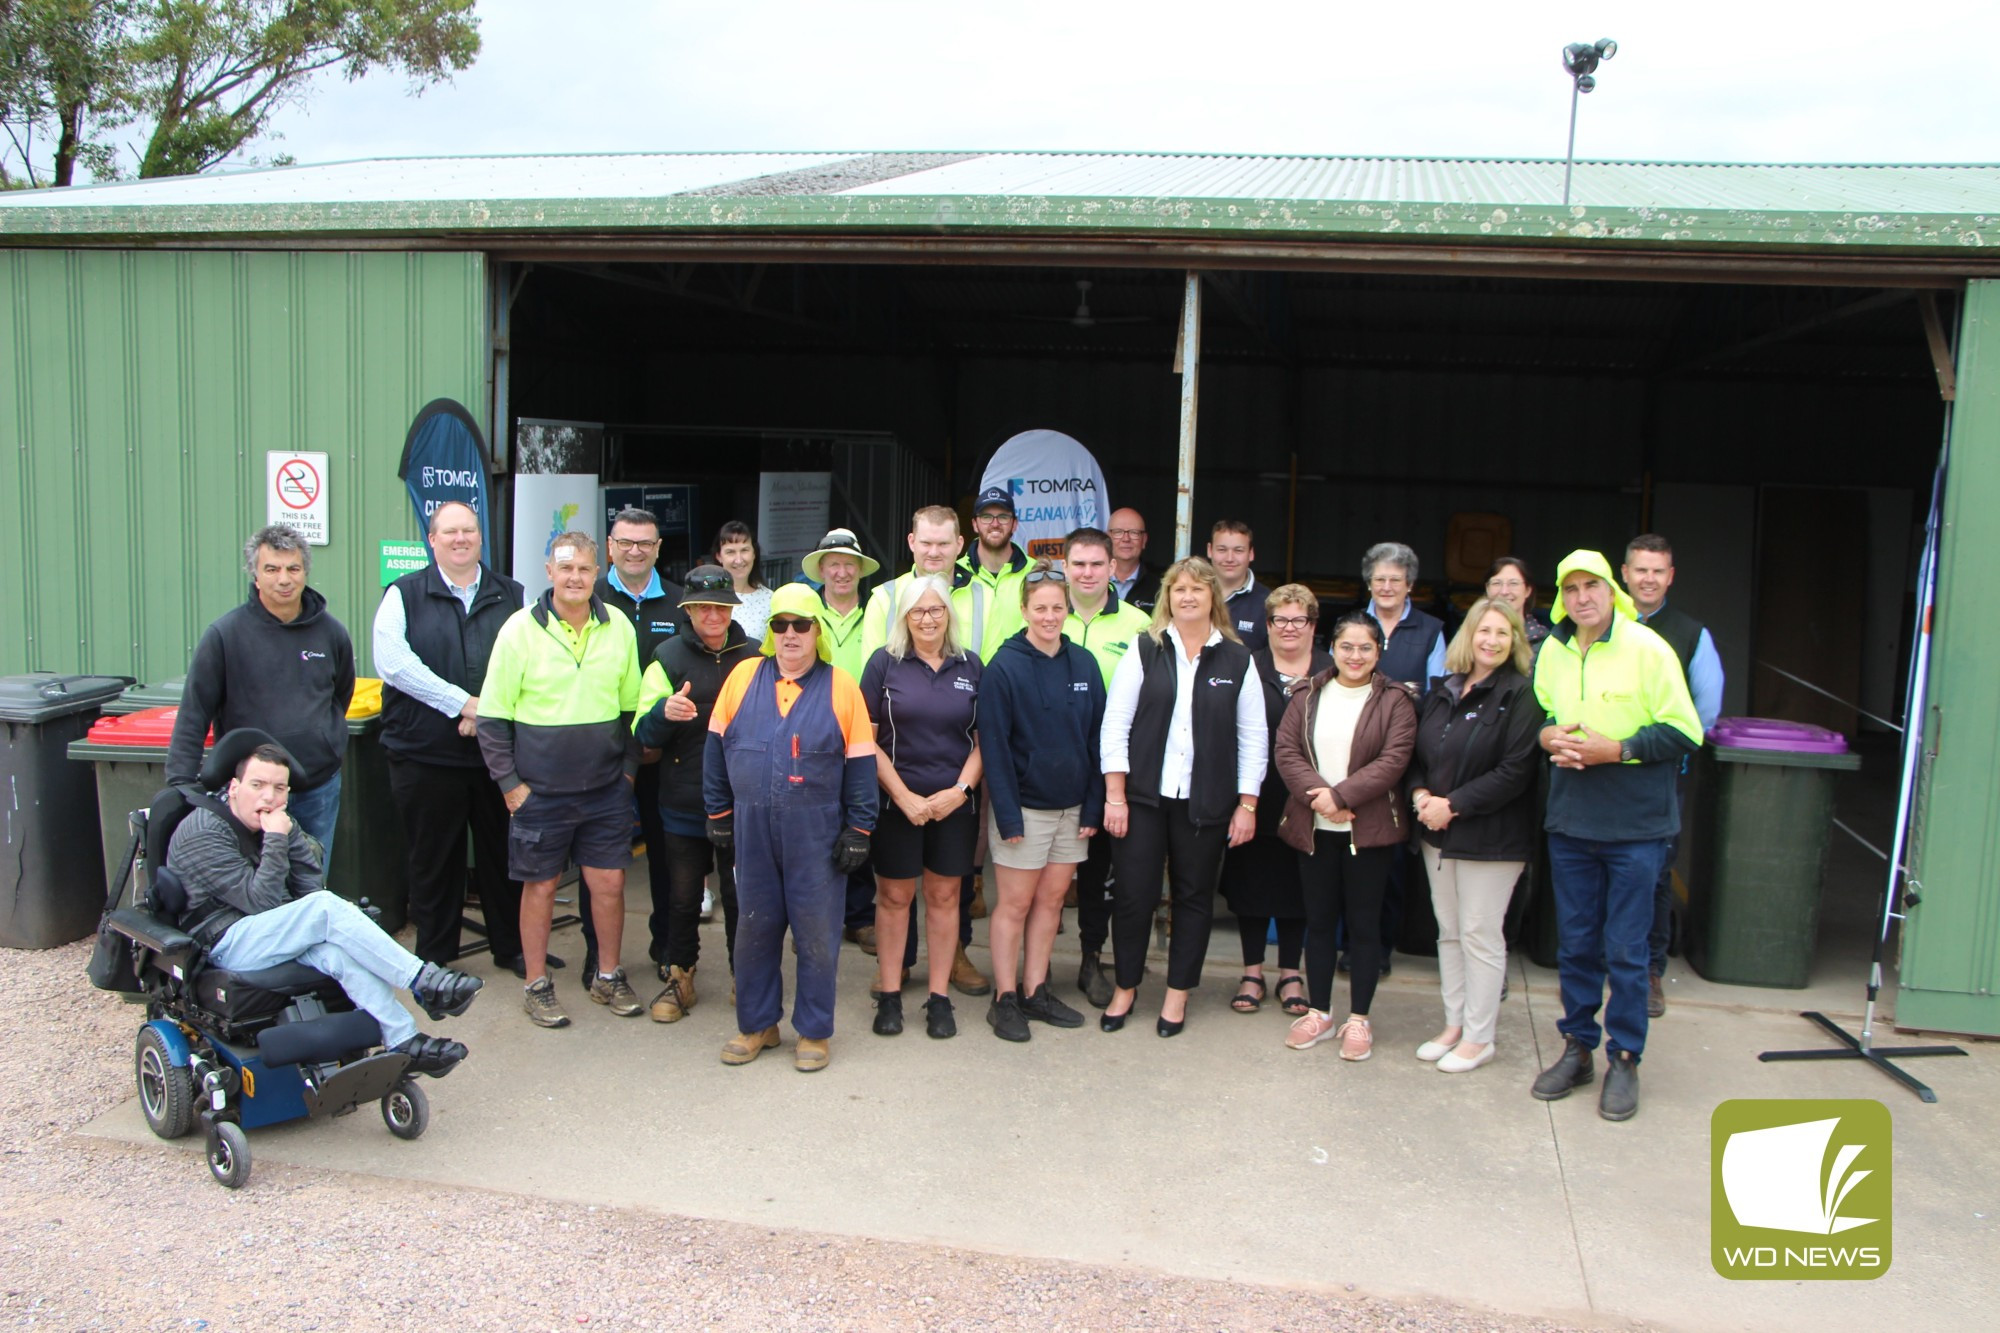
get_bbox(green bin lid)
[1710,743,1862,771]
[117,676,188,706]
[0,672,134,722]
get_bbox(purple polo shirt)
[859,646,982,797]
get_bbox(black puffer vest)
[381,564,524,767]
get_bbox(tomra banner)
[980,429,1110,562]
[399,398,493,537]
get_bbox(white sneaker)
[699,886,715,923]
[1438,1042,1495,1074]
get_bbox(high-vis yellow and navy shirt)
[478,592,642,796]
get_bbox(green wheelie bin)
[0,673,133,947]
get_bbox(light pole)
[1561,38,1617,206]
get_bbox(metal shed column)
[1902,277,2000,1037]
[1173,271,1202,559]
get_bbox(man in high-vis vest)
[953,486,1032,661]
[478,532,644,1031]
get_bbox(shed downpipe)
[1173,271,1202,559]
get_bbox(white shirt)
[1101,624,1268,799]
[1310,679,1374,832]
[372,565,483,718]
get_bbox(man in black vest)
[1622,534,1725,1018]
[373,501,531,970]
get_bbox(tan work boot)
[721,1026,780,1065]
[649,965,696,1023]
[950,944,991,997]
[969,875,988,920]
[795,1037,830,1072]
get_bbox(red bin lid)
[83,705,210,748]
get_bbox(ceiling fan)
[1017,278,1154,329]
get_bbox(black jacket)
[596,571,690,668]
[167,585,355,791]
[381,563,524,768]
[1249,646,1333,838]
[634,623,756,813]
[1125,632,1256,828]
[1407,666,1542,862]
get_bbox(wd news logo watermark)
[1711,1099,1892,1280]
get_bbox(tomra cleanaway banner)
[399,398,493,537]
[980,429,1110,562]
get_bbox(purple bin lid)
[1706,716,1850,754]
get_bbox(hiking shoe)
[1532,1036,1596,1101]
[951,944,991,997]
[412,963,483,1020]
[1647,973,1667,1018]
[987,991,1030,1042]
[1336,1015,1374,1061]
[872,989,904,1036]
[589,968,643,1017]
[924,993,956,1039]
[845,925,878,955]
[795,1037,831,1072]
[1020,981,1084,1028]
[1076,953,1114,1009]
[391,1033,469,1078]
[721,1027,780,1065]
[1285,1009,1340,1050]
[1599,1051,1640,1120]
[650,965,695,1023]
[523,976,570,1029]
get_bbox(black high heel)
[1155,1015,1185,1038]
[1101,990,1137,1033]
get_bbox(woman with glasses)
[1363,541,1445,688]
[714,520,772,642]
[1100,557,1267,1038]
[977,561,1105,1043]
[1408,597,1541,1074]
[1274,610,1417,1061]
[1222,584,1330,1018]
[1483,556,1551,647]
[858,576,982,1040]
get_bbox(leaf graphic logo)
[1711,1099,1891,1280]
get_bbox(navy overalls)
[720,656,849,1039]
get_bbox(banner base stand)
[1759,1009,1967,1103]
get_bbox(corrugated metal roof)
[2,151,1998,256]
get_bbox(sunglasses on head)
[769,616,817,636]
[1023,568,1067,585]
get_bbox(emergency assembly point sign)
[267,450,330,545]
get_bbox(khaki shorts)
[989,804,1089,870]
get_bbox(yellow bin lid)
[347,677,383,719]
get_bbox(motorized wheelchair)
[88,730,431,1189]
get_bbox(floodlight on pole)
[1560,38,1617,207]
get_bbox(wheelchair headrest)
[198,729,303,792]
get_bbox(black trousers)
[1299,831,1396,1016]
[386,753,521,966]
[1075,823,1116,957]
[657,829,738,972]
[1109,799,1229,991]
[1238,914,1306,969]
[634,763,671,961]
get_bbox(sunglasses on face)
[769,616,817,636]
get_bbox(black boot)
[412,963,483,1020]
[1599,1051,1640,1121]
[1531,1036,1596,1101]
[392,1033,469,1078]
[1076,953,1114,1009]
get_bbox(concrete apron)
[81,890,1997,1332]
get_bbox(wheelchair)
[90,730,431,1189]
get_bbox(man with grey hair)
[169,523,355,856]
[1363,541,1446,687]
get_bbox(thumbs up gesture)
[664,679,698,722]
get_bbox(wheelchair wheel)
[381,1079,429,1140]
[206,1121,250,1190]
[135,1027,194,1140]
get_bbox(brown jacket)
[1274,669,1418,853]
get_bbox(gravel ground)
[2,940,1596,1333]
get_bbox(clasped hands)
[1542,723,1623,770]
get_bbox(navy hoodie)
[978,629,1106,840]
[167,585,356,791]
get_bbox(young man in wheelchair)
[169,739,485,1076]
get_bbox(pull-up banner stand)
[979,429,1108,562]
[398,398,494,537]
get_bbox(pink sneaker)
[1335,1015,1374,1061]
[1285,1009,1340,1050]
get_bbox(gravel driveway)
[3,939,1587,1332]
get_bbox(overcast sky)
[254,1,1998,170]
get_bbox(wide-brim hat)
[760,583,833,662]
[1550,549,1638,623]
[678,564,741,607]
[801,528,879,582]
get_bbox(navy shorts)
[508,781,634,882]
[871,798,978,880]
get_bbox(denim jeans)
[1546,832,1670,1062]
[287,770,343,867]
[210,890,420,1046]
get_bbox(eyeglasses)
[1335,642,1378,655]
[1369,575,1408,588]
[1487,578,1526,592]
[975,511,1014,524]
[769,616,817,636]
[609,538,660,552]
[1269,615,1313,630]
[907,606,948,621]
[1108,528,1145,540]
[1023,569,1068,585]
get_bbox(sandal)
[1276,974,1310,1016]
[1231,973,1266,1013]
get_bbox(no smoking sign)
[266,451,330,545]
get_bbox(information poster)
[757,471,832,567]
[267,450,330,545]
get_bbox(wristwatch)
[1619,740,1635,763]
[956,782,974,798]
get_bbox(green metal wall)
[0,250,487,682]
[1902,277,2000,1037]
